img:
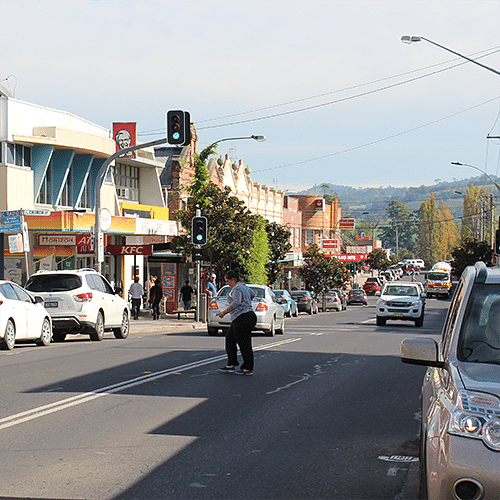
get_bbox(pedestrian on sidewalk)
[217,269,257,375]
[204,273,218,298]
[129,277,144,320]
[149,277,163,320]
[179,281,194,312]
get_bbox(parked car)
[363,277,382,295]
[332,289,348,310]
[273,289,298,317]
[290,290,319,315]
[318,291,342,312]
[0,280,52,350]
[347,288,368,305]
[24,269,129,342]
[401,261,500,500]
[207,284,285,336]
[375,281,426,327]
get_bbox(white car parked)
[25,269,129,342]
[0,280,52,350]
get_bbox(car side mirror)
[115,287,123,295]
[400,338,444,368]
[375,291,381,296]
[420,292,427,298]
[34,296,44,304]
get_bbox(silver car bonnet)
[457,361,500,398]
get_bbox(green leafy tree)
[380,200,419,257]
[265,221,292,285]
[172,183,259,280]
[299,244,348,296]
[365,248,391,273]
[461,184,491,243]
[246,217,269,285]
[451,237,493,277]
[419,194,441,267]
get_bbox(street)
[0,286,447,500]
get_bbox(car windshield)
[428,272,449,281]
[292,293,307,299]
[384,286,418,296]
[458,284,500,365]
[25,274,82,292]
[351,290,364,294]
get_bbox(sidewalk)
[129,309,207,333]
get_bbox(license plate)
[393,312,404,318]
[44,301,58,308]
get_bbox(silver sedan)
[207,284,285,336]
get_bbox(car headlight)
[449,391,500,450]
[410,300,420,307]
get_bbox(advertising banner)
[113,122,137,158]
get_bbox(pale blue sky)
[1,0,500,192]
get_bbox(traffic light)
[192,216,208,246]
[495,229,500,255]
[192,247,202,262]
[166,110,191,146]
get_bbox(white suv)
[375,281,426,327]
[25,269,129,342]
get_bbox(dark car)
[332,289,347,310]
[347,289,368,305]
[363,277,382,295]
[290,290,318,315]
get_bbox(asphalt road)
[0,283,448,500]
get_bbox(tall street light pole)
[401,36,500,77]
[94,137,168,275]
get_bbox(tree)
[265,221,292,285]
[365,249,391,273]
[461,184,491,243]
[380,200,419,257]
[171,183,259,280]
[418,194,441,267]
[451,237,493,277]
[299,244,348,297]
[246,217,270,285]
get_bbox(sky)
[1,0,500,193]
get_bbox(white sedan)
[0,280,52,350]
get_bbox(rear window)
[25,274,82,292]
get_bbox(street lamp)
[451,161,500,193]
[207,135,266,149]
[401,36,500,77]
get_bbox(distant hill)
[293,176,499,217]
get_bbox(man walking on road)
[129,277,144,320]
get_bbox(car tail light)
[255,302,268,312]
[74,292,93,302]
[280,297,286,303]
[302,296,309,301]
[208,301,219,310]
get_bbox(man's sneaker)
[236,369,253,376]
[219,366,236,373]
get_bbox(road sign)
[339,218,355,229]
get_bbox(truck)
[426,262,452,298]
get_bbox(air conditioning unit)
[117,188,129,198]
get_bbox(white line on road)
[0,337,302,430]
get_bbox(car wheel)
[276,316,285,335]
[376,316,386,326]
[415,314,424,327]
[264,318,275,336]
[207,327,218,336]
[419,420,429,500]
[285,309,291,318]
[293,308,298,317]
[2,320,15,350]
[90,311,105,341]
[113,310,129,339]
[36,318,52,346]
[308,307,312,315]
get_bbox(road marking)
[0,337,301,430]
[378,455,419,463]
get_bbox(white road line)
[0,337,302,430]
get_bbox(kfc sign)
[106,245,152,256]
[113,123,137,158]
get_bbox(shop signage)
[332,253,368,262]
[339,218,355,229]
[106,245,153,256]
[322,239,339,249]
[23,209,51,216]
[39,235,76,246]
[0,211,22,233]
